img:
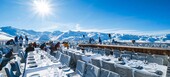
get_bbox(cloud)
[36,23,82,32]
[35,22,170,35]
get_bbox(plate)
[28,61,36,64]
[28,64,38,68]
[85,55,91,57]
[29,74,40,77]
[102,58,111,61]
[114,61,125,65]
[63,67,70,72]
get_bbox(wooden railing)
[79,44,170,56]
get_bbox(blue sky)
[0,0,170,34]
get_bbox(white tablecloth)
[90,55,167,77]
[24,51,64,77]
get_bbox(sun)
[31,0,53,18]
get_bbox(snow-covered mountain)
[0,26,170,43]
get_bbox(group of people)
[89,37,102,44]
[0,46,15,70]
[5,35,29,47]
[14,35,29,47]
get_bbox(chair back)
[167,64,170,77]
[76,60,86,76]
[102,60,115,72]
[14,61,21,76]
[59,53,65,65]
[91,58,101,68]
[121,54,131,59]
[100,68,120,77]
[147,57,163,65]
[63,54,71,66]
[55,51,61,60]
[75,53,82,61]
[113,52,120,58]
[114,64,133,77]
[109,70,120,77]
[84,63,100,77]
[5,63,15,77]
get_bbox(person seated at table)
[6,39,15,45]
[25,43,35,58]
[40,43,46,50]
[0,50,13,70]
[55,42,60,50]
[32,42,37,48]
[63,42,69,49]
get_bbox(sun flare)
[32,0,53,18]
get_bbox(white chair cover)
[114,64,133,77]
[91,58,101,68]
[100,68,120,77]
[102,60,115,72]
[84,63,100,77]
[75,60,86,76]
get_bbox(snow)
[0,26,170,43]
[0,32,13,40]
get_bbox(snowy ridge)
[0,26,170,43]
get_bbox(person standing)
[19,36,23,47]
[55,42,60,50]
[25,35,29,47]
[14,36,18,45]
[25,43,35,58]
[99,37,102,44]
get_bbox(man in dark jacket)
[25,43,34,58]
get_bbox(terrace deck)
[79,44,170,56]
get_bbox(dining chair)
[121,54,131,59]
[108,70,120,77]
[92,49,99,54]
[59,53,65,65]
[91,58,101,68]
[75,60,86,76]
[63,54,71,67]
[114,64,133,77]
[105,49,112,56]
[155,55,169,66]
[147,57,163,65]
[166,64,170,77]
[113,52,121,58]
[134,70,161,77]
[84,63,100,77]
[55,51,62,60]
[75,53,82,61]
[100,68,120,77]
[68,51,76,69]
[14,61,21,77]
[101,60,115,72]
[5,63,16,77]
